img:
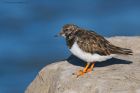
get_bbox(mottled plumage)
[59,24,133,77]
[60,24,132,56]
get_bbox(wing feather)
[76,29,133,55]
[76,30,111,55]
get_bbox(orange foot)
[73,62,95,78]
[73,70,85,78]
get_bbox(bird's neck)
[66,34,76,49]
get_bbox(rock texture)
[25,36,140,93]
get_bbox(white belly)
[69,42,115,62]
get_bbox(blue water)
[0,0,140,93]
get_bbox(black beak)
[54,34,59,37]
[54,31,62,37]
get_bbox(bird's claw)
[73,70,86,78]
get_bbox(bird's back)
[75,29,133,55]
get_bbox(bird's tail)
[110,45,133,55]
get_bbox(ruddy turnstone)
[60,24,133,77]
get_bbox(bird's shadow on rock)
[67,55,133,67]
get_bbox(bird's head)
[59,24,79,37]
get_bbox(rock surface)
[25,36,140,93]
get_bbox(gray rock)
[25,36,140,93]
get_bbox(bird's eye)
[65,29,69,31]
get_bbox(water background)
[0,0,140,93]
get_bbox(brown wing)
[76,29,133,55]
[76,30,111,55]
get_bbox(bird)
[59,24,133,77]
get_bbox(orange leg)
[83,63,90,73]
[87,62,95,72]
[74,63,91,77]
